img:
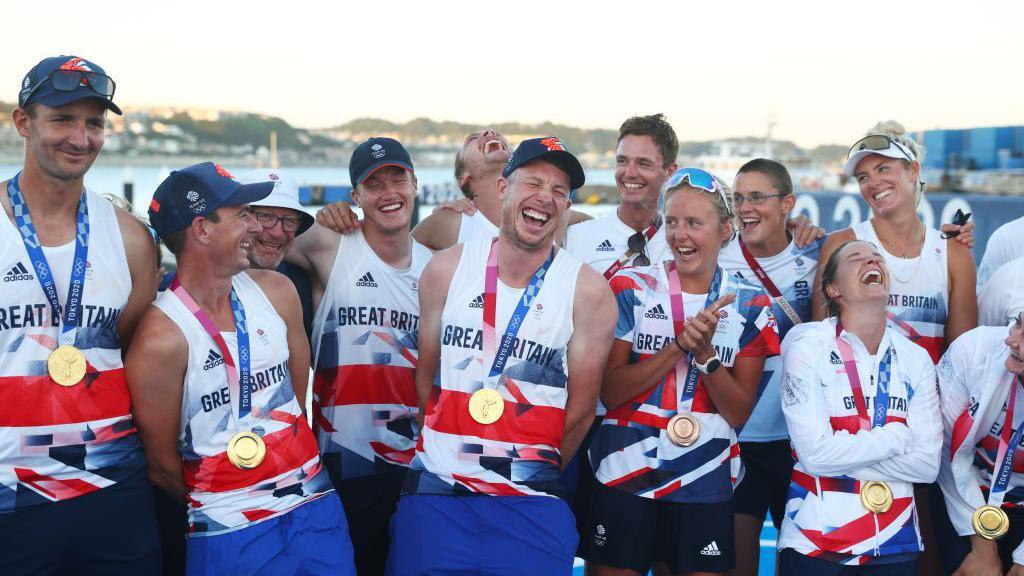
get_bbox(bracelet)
[674,335,685,352]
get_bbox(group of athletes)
[2,53,1024,576]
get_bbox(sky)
[1,0,1021,148]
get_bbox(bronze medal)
[227,431,266,469]
[47,345,86,387]
[666,412,701,447]
[468,388,504,425]
[972,505,1010,540]
[860,480,894,514]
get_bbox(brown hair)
[618,114,679,169]
[737,158,793,196]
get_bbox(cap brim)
[354,162,414,186]
[34,90,122,115]
[223,181,275,208]
[535,151,586,190]
[844,148,908,177]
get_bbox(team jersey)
[978,257,1024,327]
[852,221,948,364]
[719,236,824,442]
[977,215,1024,291]
[565,212,669,278]
[937,326,1024,566]
[589,263,780,503]
[154,272,331,536]
[311,230,430,481]
[777,319,941,565]
[457,211,499,244]
[0,188,144,512]
[404,238,582,498]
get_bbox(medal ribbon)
[987,376,1024,508]
[738,237,802,326]
[665,262,722,412]
[835,323,892,431]
[171,277,254,423]
[482,238,555,389]
[6,172,90,347]
[603,217,661,280]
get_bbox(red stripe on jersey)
[452,473,528,496]
[605,465,654,488]
[184,417,320,493]
[830,414,907,434]
[653,480,682,499]
[608,273,641,296]
[314,364,417,408]
[242,508,277,523]
[0,369,130,427]
[800,497,912,552]
[626,410,670,430]
[423,389,564,446]
[370,441,414,464]
[950,408,974,459]
[13,468,104,501]
[738,325,781,358]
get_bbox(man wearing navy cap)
[126,163,356,575]
[387,137,615,575]
[0,55,160,575]
[284,137,432,574]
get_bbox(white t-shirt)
[978,215,1024,291]
[457,211,499,244]
[978,257,1024,327]
[565,212,669,278]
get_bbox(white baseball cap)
[238,169,314,235]
[844,135,917,177]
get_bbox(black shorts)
[336,471,406,576]
[733,439,793,528]
[577,480,734,574]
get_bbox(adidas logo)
[829,351,843,365]
[595,239,615,252]
[644,304,668,320]
[469,294,484,309]
[700,541,722,556]
[3,262,34,283]
[356,272,378,288]
[203,349,224,371]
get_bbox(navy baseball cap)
[502,137,585,190]
[19,55,122,115]
[148,162,274,239]
[348,137,414,187]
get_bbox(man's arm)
[250,269,311,410]
[125,306,188,501]
[411,210,462,252]
[561,264,615,466]
[415,245,462,430]
[284,223,341,311]
[115,207,158,352]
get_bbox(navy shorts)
[779,549,918,575]
[386,494,577,576]
[336,472,406,576]
[733,439,793,528]
[186,493,355,576]
[0,471,160,576]
[577,480,734,574]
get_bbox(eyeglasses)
[254,211,303,233]
[628,231,650,267]
[662,167,731,215]
[733,191,789,206]
[847,135,915,163]
[22,69,116,107]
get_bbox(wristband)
[674,335,685,353]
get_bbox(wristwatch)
[694,352,721,375]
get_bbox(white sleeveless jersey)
[977,215,1024,291]
[565,212,669,277]
[405,238,582,498]
[154,272,331,536]
[311,230,430,481]
[852,221,948,364]
[937,326,1024,566]
[778,319,941,565]
[457,211,499,244]
[0,188,144,512]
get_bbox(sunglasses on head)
[22,69,116,107]
[847,135,914,163]
[662,167,731,215]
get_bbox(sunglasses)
[22,69,116,107]
[627,231,650,267]
[662,167,731,214]
[847,135,914,163]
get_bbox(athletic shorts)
[186,493,355,576]
[577,480,734,574]
[779,549,918,575]
[386,494,577,576]
[336,472,405,576]
[0,471,161,576]
[733,439,793,528]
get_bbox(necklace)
[871,219,925,284]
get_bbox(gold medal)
[226,431,266,469]
[860,480,894,514]
[972,505,1010,540]
[47,345,86,387]
[468,388,504,425]
[666,412,701,447]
